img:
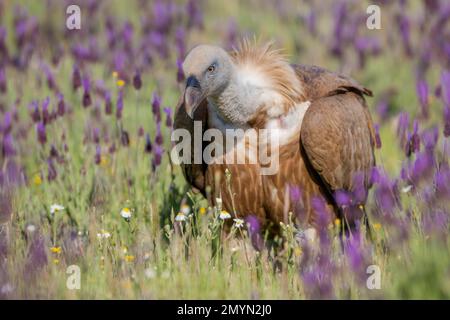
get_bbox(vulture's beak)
[184,75,202,119]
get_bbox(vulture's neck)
[208,61,306,131]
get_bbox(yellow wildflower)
[124,255,135,263]
[199,207,207,215]
[334,218,341,227]
[117,79,125,87]
[50,246,62,254]
[373,223,382,231]
[33,174,42,186]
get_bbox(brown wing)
[173,93,208,194]
[298,66,375,202]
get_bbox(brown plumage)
[173,42,375,235]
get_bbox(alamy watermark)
[66,5,81,30]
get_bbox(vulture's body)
[174,42,375,234]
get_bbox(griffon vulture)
[173,41,375,235]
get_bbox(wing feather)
[296,64,375,201]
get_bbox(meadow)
[1,0,450,299]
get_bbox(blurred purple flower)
[152,92,162,123]
[56,93,65,117]
[133,70,142,90]
[104,91,113,115]
[36,122,46,145]
[441,70,450,107]
[116,90,124,119]
[47,157,57,181]
[155,123,163,146]
[0,67,6,93]
[397,112,410,148]
[29,100,40,123]
[405,120,420,157]
[41,97,50,125]
[82,76,92,107]
[444,106,450,137]
[2,134,16,157]
[416,78,429,118]
[72,64,82,91]
[121,130,130,147]
[163,107,172,127]
[176,58,185,83]
[153,144,163,167]
[145,133,153,153]
[186,0,204,30]
[95,145,101,165]
[175,27,186,58]
[396,13,412,57]
[245,215,264,251]
[25,233,48,278]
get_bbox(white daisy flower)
[233,218,244,228]
[50,204,65,215]
[120,207,132,220]
[219,210,231,220]
[175,212,187,222]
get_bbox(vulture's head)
[182,44,234,118]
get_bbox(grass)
[0,0,450,299]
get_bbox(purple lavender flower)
[163,107,172,127]
[25,233,48,278]
[397,112,410,148]
[0,67,6,93]
[2,134,16,157]
[152,92,161,123]
[41,97,50,125]
[405,120,420,157]
[133,70,142,90]
[104,91,113,115]
[29,100,40,123]
[116,90,124,119]
[155,123,163,145]
[36,122,46,145]
[441,70,450,107]
[47,157,57,181]
[82,76,92,107]
[95,145,101,165]
[444,106,450,137]
[416,78,429,118]
[72,64,82,91]
[176,58,185,83]
[57,93,65,117]
[186,0,204,30]
[121,130,130,147]
[396,13,412,57]
[175,27,186,58]
[245,215,264,251]
[153,144,163,167]
[145,133,153,153]
[2,112,12,134]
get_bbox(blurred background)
[0,0,450,299]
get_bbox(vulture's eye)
[207,64,216,73]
